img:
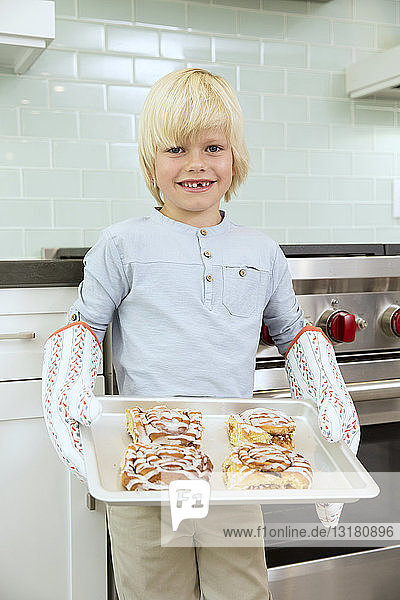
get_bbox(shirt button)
[70,313,77,321]
[239,269,247,277]
[206,274,213,282]
[200,229,207,236]
[204,251,211,258]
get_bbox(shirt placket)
[197,227,214,311]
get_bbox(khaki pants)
[107,504,273,600]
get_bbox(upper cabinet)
[0,0,55,74]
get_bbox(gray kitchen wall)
[1,0,400,257]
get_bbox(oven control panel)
[258,292,400,357]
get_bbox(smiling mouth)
[177,180,216,192]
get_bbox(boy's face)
[154,129,234,224]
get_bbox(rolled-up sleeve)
[69,229,130,343]
[263,243,304,356]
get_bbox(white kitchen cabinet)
[0,287,108,600]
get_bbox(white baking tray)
[81,396,379,505]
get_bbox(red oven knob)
[260,323,274,346]
[380,305,400,338]
[317,310,357,343]
[328,311,357,343]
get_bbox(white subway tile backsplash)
[26,229,84,258]
[108,85,149,114]
[111,199,154,221]
[108,27,159,56]
[0,109,18,135]
[287,70,330,97]
[0,170,20,198]
[54,20,105,51]
[0,230,24,257]
[354,0,397,25]
[353,153,395,177]
[310,99,352,124]
[225,201,264,226]
[263,0,306,14]
[0,77,47,107]
[21,109,79,138]
[287,16,331,44]
[333,21,375,48]
[309,151,352,176]
[0,140,50,167]
[332,228,376,242]
[83,171,137,198]
[287,227,332,243]
[355,106,395,127]
[331,178,374,203]
[2,0,400,256]
[265,201,309,227]
[109,144,140,170]
[264,42,306,67]
[0,200,52,227]
[215,37,260,65]
[263,96,307,122]
[376,25,400,50]
[55,0,76,18]
[80,113,134,141]
[238,94,261,119]
[237,11,284,39]
[264,149,307,174]
[245,121,284,147]
[161,32,211,61]
[354,203,394,227]
[287,124,329,148]
[79,53,133,83]
[239,67,284,94]
[54,200,109,227]
[238,175,285,201]
[187,4,236,34]
[309,202,352,227]
[287,176,330,202]
[310,0,352,19]
[53,141,107,168]
[50,81,105,110]
[309,45,353,71]
[23,169,81,198]
[28,50,77,78]
[134,58,184,85]
[135,0,186,28]
[78,0,132,22]
[330,126,374,151]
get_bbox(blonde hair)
[138,68,249,205]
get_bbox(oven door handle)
[254,379,400,401]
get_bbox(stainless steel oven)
[255,244,400,599]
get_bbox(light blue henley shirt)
[70,207,304,398]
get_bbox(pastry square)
[121,442,213,491]
[222,444,312,490]
[126,405,203,448]
[226,408,295,450]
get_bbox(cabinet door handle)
[0,331,36,340]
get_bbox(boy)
[42,68,360,600]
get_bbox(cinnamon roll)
[222,443,312,490]
[126,405,203,447]
[121,442,213,491]
[227,408,296,450]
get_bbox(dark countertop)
[0,260,84,288]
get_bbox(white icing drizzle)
[121,443,213,491]
[224,443,313,488]
[126,405,203,447]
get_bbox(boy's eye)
[207,145,222,153]
[167,147,183,154]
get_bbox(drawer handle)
[0,331,36,340]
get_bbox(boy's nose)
[185,151,206,171]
